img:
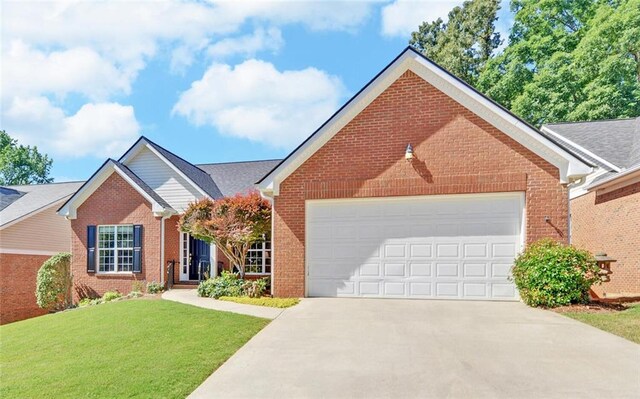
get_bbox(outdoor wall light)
[405,144,414,162]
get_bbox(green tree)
[477,0,640,125]
[410,0,502,85]
[0,130,53,185]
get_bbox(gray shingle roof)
[1,181,84,227]
[114,161,173,209]
[142,138,223,199]
[197,160,282,197]
[0,187,25,212]
[542,118,640,170]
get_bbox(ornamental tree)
[179,191,271,278]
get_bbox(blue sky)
[2,1,513,182]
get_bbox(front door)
[189,236,211,280]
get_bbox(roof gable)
[57,159,175,219]
[258,47,593,195]
[119,137,222,199]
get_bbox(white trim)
[569,168,608,199]
[259,49,592,196]
[179,232,191,281]
[540,126,622,172]
[210,243,218,278]
[57,160,175,219]
[0,248,60,256]
[589,165,640,194]
[1,197,70,230]
[119,140,209,198]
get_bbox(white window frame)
[245,240,271,275]
[97,224,134,274]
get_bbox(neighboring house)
[542,118,640,298]
[0,181,83,324]
[56,138,279,300]
[58,47,595,301]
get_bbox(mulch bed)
[552,301,632,314]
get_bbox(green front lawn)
[0,299,269,398]
[563,303,640,344]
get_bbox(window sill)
[95,272,134,275]
[244,272,270,276]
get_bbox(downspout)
[565,176,588,244]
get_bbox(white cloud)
[2,0,374,158]
[172,59,346,147]
[3,40,134,101]
[4,97,140,158]
[208,27,284,59]
[381,0,461,37]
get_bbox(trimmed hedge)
[36,252,72,311]
[512,239,600,307]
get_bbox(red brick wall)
[0,253,49,324]
[165,215,182,285]
[71,173,162,300]
[571,181,640,296]
[273,71,569,297]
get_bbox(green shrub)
[102,291,122,302]
[128,291,143,299]
[36,252,73,311]
[197,271,244,299]
[243,278,269,298]
[512,239,600,308]
[146,281,164,294]
[219,296,299,308]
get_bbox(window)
[98,225,134,273]
[245,241,271,274]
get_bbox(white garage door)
[306,193,524,300]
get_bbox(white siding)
[0,205,71,254]
[126,147,203,212]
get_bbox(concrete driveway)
[189,299,640,399]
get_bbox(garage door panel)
[384,282,406,296]
[463,243,488,258]
[436,282,459,297]
[436,243,459,258]
[463,263,488,277]
[409,262,431,277]
[359,281,380,295]
[409,282,432,296]
[409,243,432,257]
[383,263,405,277]
[359,263,381,277]
[463,283,488,298]
[306,194,522,300]
[436,263,459,277]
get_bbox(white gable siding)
[0,205,71,254]
[126,147,203,212]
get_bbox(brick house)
[0,181,82,324]
[56,47,596,301]
[57,139,278,300]
[542,118,640,298]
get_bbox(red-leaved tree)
[179,191,271,278]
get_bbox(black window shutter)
[133,225,143,273]
[87,225,96,273]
